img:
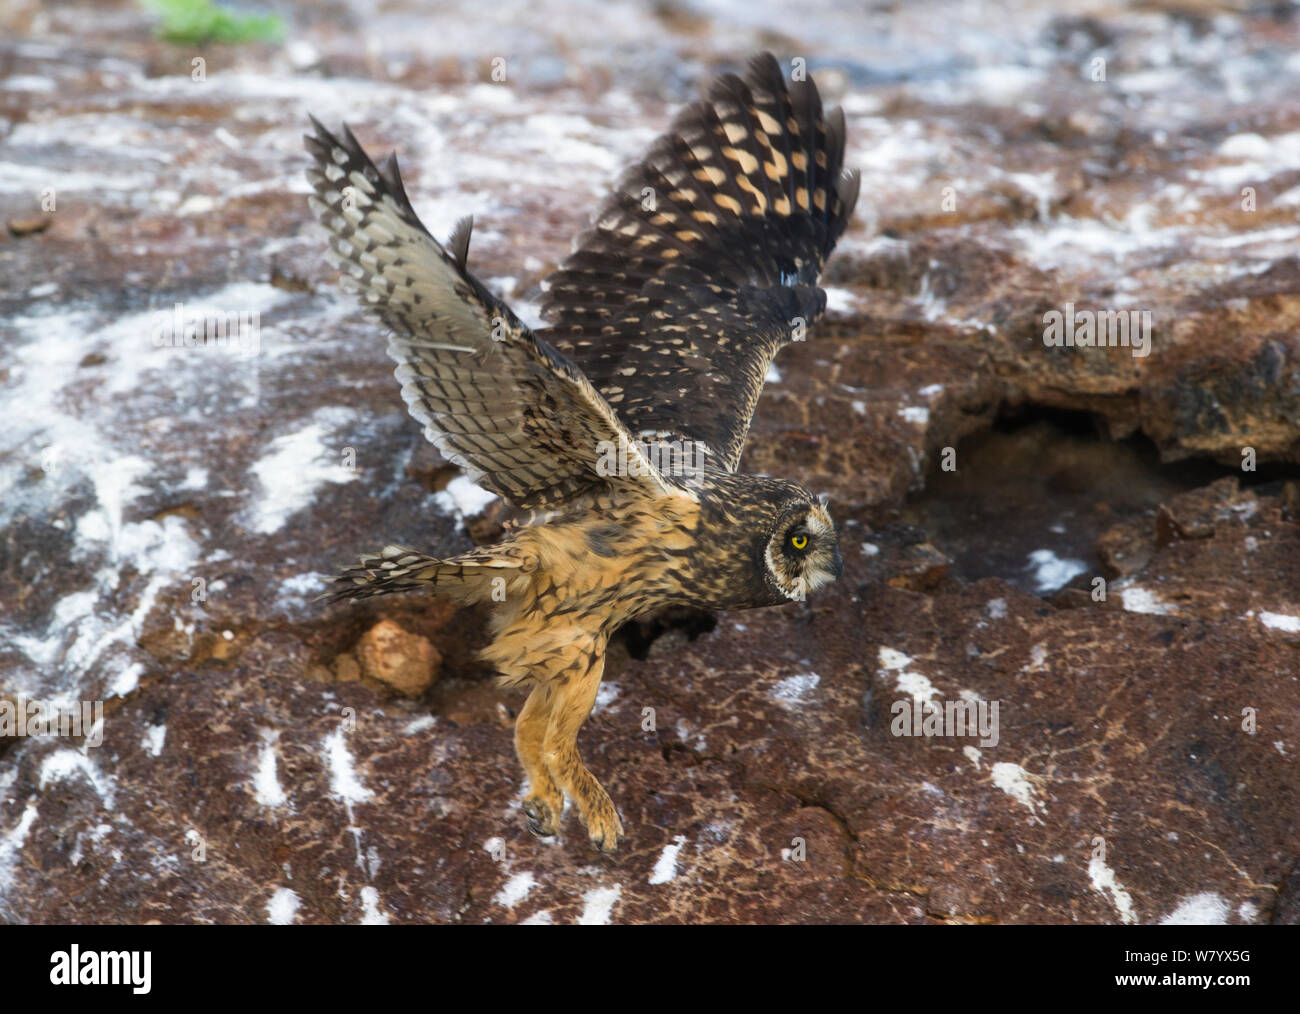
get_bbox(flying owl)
[306,52,858,853]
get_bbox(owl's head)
[761,494,842,601]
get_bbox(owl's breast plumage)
[481,491,703,684]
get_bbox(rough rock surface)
[353,620,441,697]
[1,0,1297,924]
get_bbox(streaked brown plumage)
[306,53,857,852]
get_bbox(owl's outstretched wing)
[305,117,678,511]
[537,53,860,472]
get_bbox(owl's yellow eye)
[790,534,808,551]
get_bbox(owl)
[306,52,858,852]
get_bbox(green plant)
[141,0,284,45]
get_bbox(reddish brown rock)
[7,216,51,237]
[355,620,440,697]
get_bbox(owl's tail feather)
[320,543,536,605]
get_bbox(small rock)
[1154,503,1213,547]
[356,620,440,696]
[333,652,361,683]
[1096,524,1151,577]
[886,541,950,591]
[8,216,51,236]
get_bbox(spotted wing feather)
[538,53,860,471]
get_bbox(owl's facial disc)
[764,499,843,601]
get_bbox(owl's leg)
[515,682,563,837]
[542,652,624,853]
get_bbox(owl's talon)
[588,811,625,854]
[522,794,559,837]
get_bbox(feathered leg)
[515,683,563,836]
[541,646,624,853]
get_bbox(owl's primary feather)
[307,54,855,852]
[539,52,860,470]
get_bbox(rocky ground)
[1,0,1297,924]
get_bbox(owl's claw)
[588,810,625,854]
[522,794,559,837]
